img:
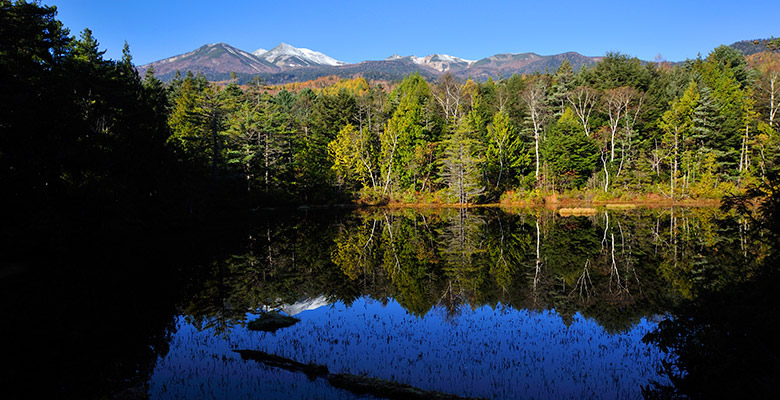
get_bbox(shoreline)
[366,198,722,210]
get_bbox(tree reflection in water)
[643,190,780,399]
[160,206,771,399]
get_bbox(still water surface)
[142,206,756,399]
[151,300,663,399]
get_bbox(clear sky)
[48,0,779,65]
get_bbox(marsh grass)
[605,204,638,210]
[558,207,598,216]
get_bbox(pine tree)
[380,73,435,194]
[689,86,720,191]
[550,59,575,118]
[439,118,484,204]
[225,100,263,191]
[542,109,599,190]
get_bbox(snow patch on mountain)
[434,54,476,64]
[278,296,331,316]
[258,43,346,67]
[388,53,476,72]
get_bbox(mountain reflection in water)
[152,207,763,399]
[5,206,769,398]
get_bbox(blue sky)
[49,0,779,65]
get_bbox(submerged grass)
[234,349,483,400]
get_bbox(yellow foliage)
[321,77,370,96]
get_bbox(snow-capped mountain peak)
[387,53,476,72]
[257,42,346,67]
[252,48,267,56]
[432,53,476,65]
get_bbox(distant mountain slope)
[388,54,476,73]
[137,43,278,80]
[729,38,780,56]
[464,52,601,80]
[138,43,604,83]
[252,59,440,85]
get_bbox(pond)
[3,206,770,399]
[148,206,760,399]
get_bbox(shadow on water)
[642,189,780,399]
[1,236,178,398]
[0,210,335,399]
[642,261,780,399]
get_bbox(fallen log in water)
[233,349,484,400]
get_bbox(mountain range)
[138,39,779,84]
[138,42,604,84]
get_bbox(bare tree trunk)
[497,152,504,190]
[534,125,540,180]
[383,212,402,273]
[245,147,252,192]
[382,132,398,195]
[357,126,378,190]
[521,81,547,182]
[568,86,596,136]
[601,151,609,192]
[605,87,634,163]
[433,73,464,123]
[534,217,541,293]
[745,123,750,171]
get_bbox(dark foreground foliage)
[643,169,780,399]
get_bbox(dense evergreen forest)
[162,38,780,206]
[3,1,780,234]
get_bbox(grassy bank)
[352,188,726,209]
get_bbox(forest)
[3,0,780,231]
[160,39,780,206]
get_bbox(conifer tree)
[439,118,484,204]
[380,73,434,193]
[550,59,575,118]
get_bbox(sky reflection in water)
[150,297,666,399]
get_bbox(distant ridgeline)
[728,37,780,57]
[138,38,780,84]
[137,42,603,84]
